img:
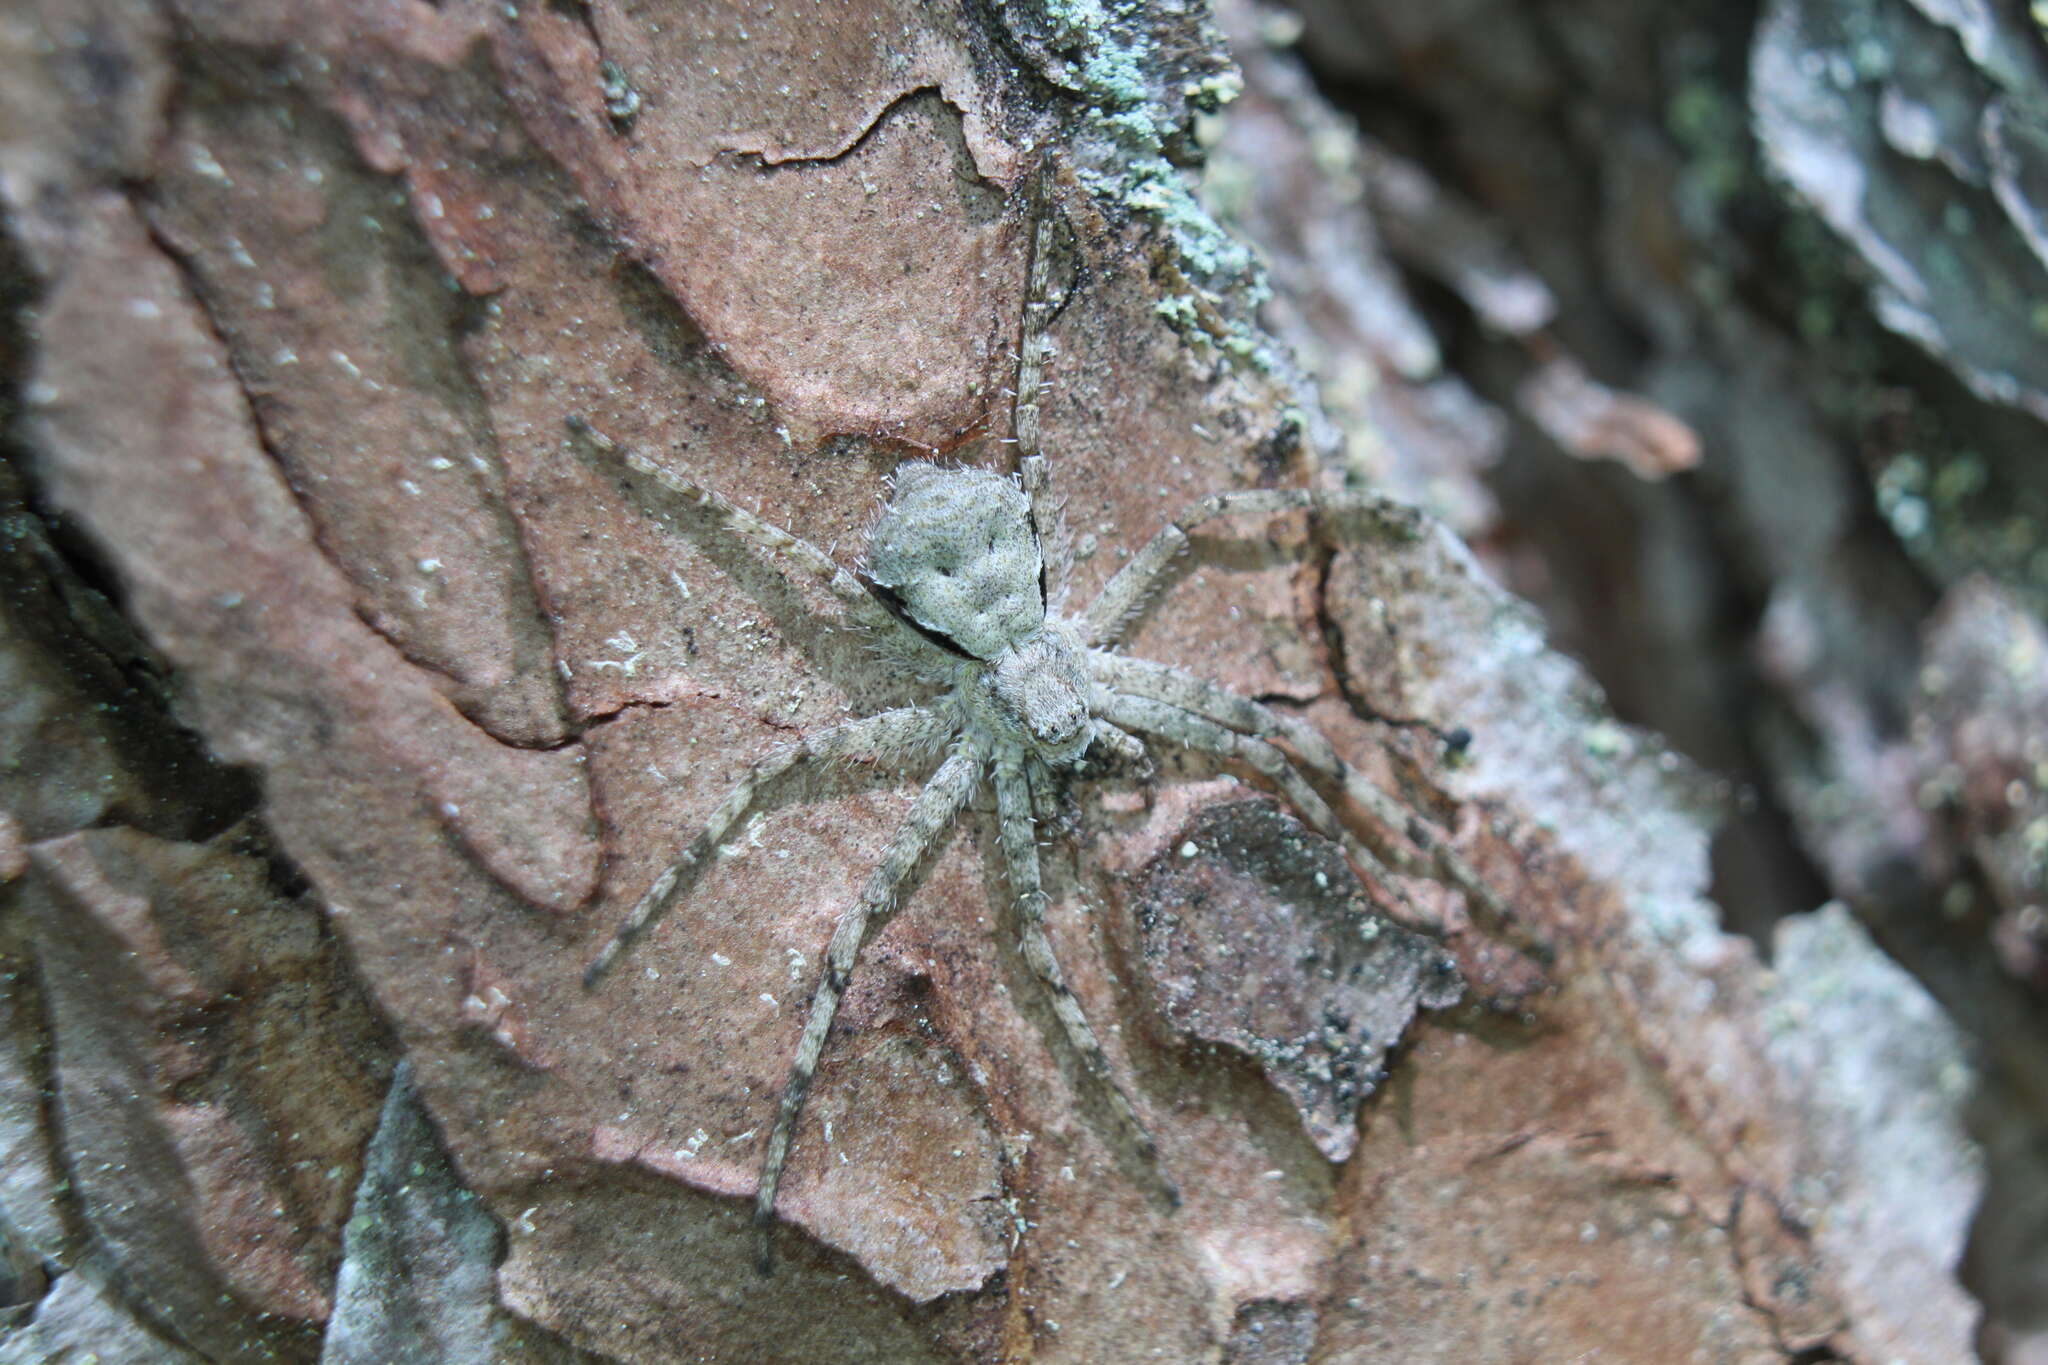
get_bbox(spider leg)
[1096,692,1433,927]
[992,752,1177,1207]
[1078,486,1422,648]
[583,704,957,988]
[566,415,954,672]
[754,740,983,1270]
[1090,654,1511,931]
[1022,454,1072,615]
[1023,753,1065,829]
[1089,720,1151,776]
[1011,164,1074,611]
[1010,187,1056,472]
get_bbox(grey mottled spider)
[577,188,1505,1270]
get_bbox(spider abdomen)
[865,462,1044,659]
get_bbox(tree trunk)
[0,1,2011,1362]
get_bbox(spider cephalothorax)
[864,460,1099,766]
[575,190,1506,1273]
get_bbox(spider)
[576,186,1505,1271]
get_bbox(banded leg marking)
[1013,168,1073,610]
[1096,692,1424,921]
[1090,654,1510,928]
[584,705,955,988]
[754,742,983,1265]
[992,752,1175,1202]
[1079,486,1420,647]
[567,416,949,667]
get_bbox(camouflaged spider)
[577,188,1505,1271]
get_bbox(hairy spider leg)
[1079,486,1423,648]
[566,415,953,675]
[1011,167,1075,611]
[1023,753,1062,827]
[584,705,958,988]
[1095,692,1426,924]
[754,740,984,1270]
[1089,654,1512,933]
[992,751,1178,1207]
[1089,721,1149,771]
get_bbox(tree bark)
[0,1,2005,1361]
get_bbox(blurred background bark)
[0,0,2038,1361]
[1216,3,2048,1357]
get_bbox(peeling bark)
[0,1,2002,1361]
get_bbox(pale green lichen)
[1019,0,1275,365]
[1154,294,1200,328]
[1877,453,1933,540]
[1582,720,1631,761]
[1185,69,1244,111]
[1878,448,2048,601]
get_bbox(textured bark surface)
[0,1,2016,1361]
